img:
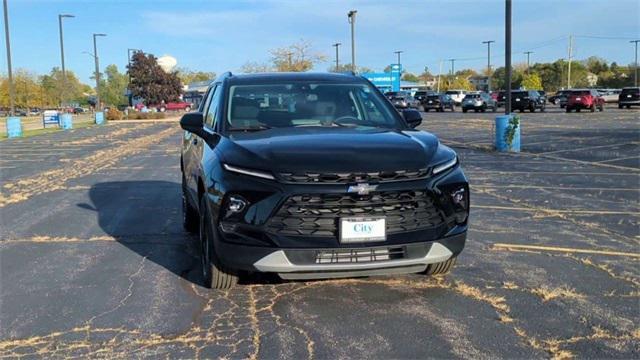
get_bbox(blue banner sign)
[43,110,60,127]
[6,117,22,138]
[362,64,402,92]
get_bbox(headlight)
[223,164,275,180]
[432,156,458,175]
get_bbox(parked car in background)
[422,94,455,112]
[496,91,506,107]
[445,90,467,105]
[537,90,547,103]
[461,93,497,113]
[413,90,433,103]
[73,107,86,114]
[135,101,193,112]
[549,90,571,107]
[511,90,546,112]
[618,87,640,109]
[565,89,605,112]
[596,89,619,103]
[384,91,410,101]
[391,95,420,109]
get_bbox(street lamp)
[447,58,456,75]
[347,10,357,72]
[3,0,15,116]
[58,14,74,107]
[524,51,533,73]
[332,43,341,71]
[92,33,106,111]
[482,40,495,91]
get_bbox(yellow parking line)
[539,141,640,155]
[492,243,640,258]
[473,204,639,215]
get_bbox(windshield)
[621,88,639,95]
[445,91,460,95]
[226,83,402,130]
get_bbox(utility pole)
[567,35,573,89]
[348,10,357,72]
[505,0,512,114]
[631,40,640,87]
[332,43,341,71]
[3,0,15,116]
[437,60,443,93]
[394,50,403,67]
[482,40,495,92]
[286,51,293,69]
[58,14,74,107]
[524,51,533,73]
[93,33,106,112]
[448,59,455,76]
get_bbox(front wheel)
[599,105,604,112]
[462,108,468,113]
[422,257,457,276]
[199,197,238,289]
[450,106,455,112]
[619,104,623,109]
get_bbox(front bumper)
[216,231,465,279]
[619,100,640,106]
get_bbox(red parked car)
[565,89,604,113]
[136,101,193,112]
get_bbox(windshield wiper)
[228,125,271,132]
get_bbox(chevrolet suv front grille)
[267,191,445,237]
[278,169,429,184]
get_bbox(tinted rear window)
[512,92,527,97]
[570,91,590,96]
[426,95,440,99]
[464,94,480,99]
[621,88,639,95]
[445,91,461,95]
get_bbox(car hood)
[220,127,445,174]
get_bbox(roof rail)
[220,71,233,78]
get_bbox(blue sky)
[2,0,639,83]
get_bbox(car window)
[226,82,401,130]
[205,85,222,128]
[200,85,215,113]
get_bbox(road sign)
[43,110,60,127]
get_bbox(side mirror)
[180,112,205,136]
[402,109,422,128]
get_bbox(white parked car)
[445,90,467,105]
[597,89,621,103]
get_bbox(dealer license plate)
[339,217,386,243]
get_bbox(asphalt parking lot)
[1,107,638,358]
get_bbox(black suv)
[511,90,545,112]
[618,87,640,109]
[180,72,469,289]
[422,94,455,112]
[414,90,433,103]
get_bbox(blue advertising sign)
[6,117,22,138]
[60,113,73,130]
[43,110,60,127]
[362,64,402,92]
[95,111,105,125]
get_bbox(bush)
[106,108,123,120]
[126,111,166,120]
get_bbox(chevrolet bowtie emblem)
[347,183,378,195]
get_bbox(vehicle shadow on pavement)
[78,180,208,286]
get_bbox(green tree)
[100,65,129,107]
[128,51,183,105]
[401,72,420,82]
[0,69,41,108]
[240,61,273,73]
[327,64,374,73]
[176,68,216,85]
[439,75,474,91]
[39,67,86,107]
[521,73,543,90]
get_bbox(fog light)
[227,196,247,214]
[451,187,468,224]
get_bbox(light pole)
[631,40,640,87]
[58,14,74,107]
[332,43,341,71]
[524,51,533,73]
[348,10,357,72]
[482,40,494,92]
[505,0,512,115]
[3,0,15,116]
[448,59,456,75]
[93,33,106,111]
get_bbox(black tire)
[627,105,631,109]
[576,108,581,113]
[566,107,571,113]
[182,176,199,233]
[439,106,444,112]
[541,105,546,112]
[599,105,604,112]
[424,108,429,112]
[450,105,455,112]
[462,109,468,113]
[619,104,623,109]
[481,105,486,113]
[423,257,457,276]
[590,104,595,112]
[199,197,238,289]
[530,106,536,113]
[492,105,497,113]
